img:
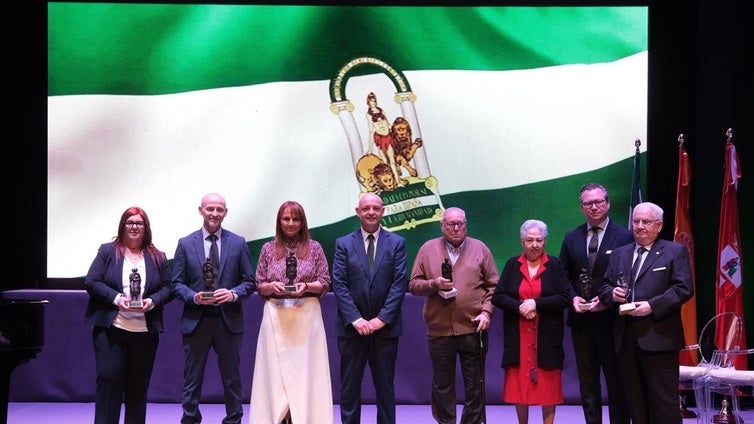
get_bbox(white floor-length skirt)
[249,297,333,424]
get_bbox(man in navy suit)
[332,192,408,424]
[171,192,256,424]
[559,183,632,424]
[599,201,694,424]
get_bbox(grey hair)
[441,207,466,222]
[520,219,548,239]
[634,202,664,220]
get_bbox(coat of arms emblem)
[329,57,444,230]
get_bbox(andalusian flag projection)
[48,4,648,277]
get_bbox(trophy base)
[619,302,636,315]
[578,301,595,311]
[283,285,296,292]
[438,288,458,299]
[712,413,742,424]
[128,300,143,309]
[680,408,697,419]
[201,291,215,299]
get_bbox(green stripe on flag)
[49,4,647,95]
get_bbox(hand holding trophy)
[578,268,594,310]
[129,268,143,308]
[284,251,297,292]
[617,271,636,315]
[438,258,458,299]
[202,258,216,299]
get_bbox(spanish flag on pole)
[674,135,697,366]
[715,129,746,369]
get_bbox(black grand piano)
[0,298,47,423]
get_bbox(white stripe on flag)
[48,53,646,276]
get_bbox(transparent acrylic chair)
[697,347,754,423]
[689,312,744,423]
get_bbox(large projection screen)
[48,4,648,278]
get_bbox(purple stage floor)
[8,402,753,423]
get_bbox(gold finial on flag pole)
[678,134,685,147]
[635,138,641,153]
[726,127,733,142]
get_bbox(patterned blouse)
[255,239,331,300]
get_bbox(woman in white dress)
[249,200,333,424]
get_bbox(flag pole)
[676,133,697,365]
[714,127,746,370]
[674,133,698,419]
[629,138,643,229]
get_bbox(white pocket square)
[653,267,667,271]
[606,250,613,255]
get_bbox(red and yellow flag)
[674,138,697,365]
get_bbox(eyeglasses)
[581,199,607,208]
[443,221,466,229]
[631,219,659,227]
[523,237,545,245]
[124,221,145,228]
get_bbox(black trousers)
[571,314,629,424]
[619,320,681,424]
[428,332,488,424]
[92,325,158,424]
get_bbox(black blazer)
[84,242,173,333]
[492,253,571,369]
[559,220,634,328]
[598,238,694,352]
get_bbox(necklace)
[282,235,301,250]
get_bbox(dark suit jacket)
[171,229,256,335]
[598,238,694,352]
[491,253,571,369]
[332,227,408,339]
[559,220,634,328]
[84,242,173,333]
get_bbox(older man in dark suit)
[599,201,694,424]
[332,192,408,424]
[171,192,256,424]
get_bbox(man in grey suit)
[599,201,694,424]
[171,192,256,424]
[332,193,408,424]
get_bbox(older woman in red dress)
[492,219,571,424]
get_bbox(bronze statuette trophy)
[712,397,739,424]
[284,251,297,292]
[438,258,457,299]
[128,268,143,308]
[578,268,594,310]
[617,271,636,315]
[202,257,216,299]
